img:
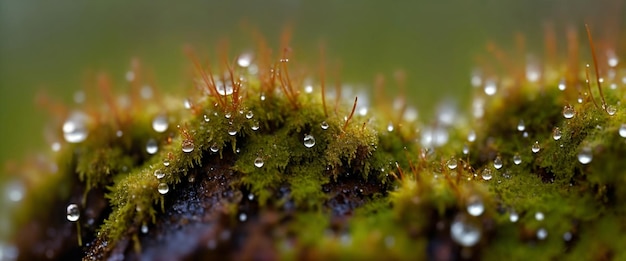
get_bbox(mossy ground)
[2,28,626,260]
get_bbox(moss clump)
[2,27,626,260]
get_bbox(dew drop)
[66,204,80,222]
[493,156,503,169]
[163,159,170,167]
[321,121,329,130]
[228,127,238,136]
[254,157,264,168]
[552,127,562,141]
[251,121,260,131]
[154,169,165,179]
[51,142,61,152]
[210,143,219,153]
[224,112,232,119]
[216,81,234,96]
[248,193,255,201]
[535,212,544,221]
[462,143,470,155]
[577,146,593,164]
[62,111,89,143]
[239,213,247,222]
[509,210,519,223]
[152,115,169,133]
[466,196,485,216]
[467,130,476,142]
[141,224,149,234]
[183,98,192,109]
[237,52,253,67]
[619,124,626,138]
[450,216,481,247]
[303,134,316,148]
[558,79,566,91]
[481,168,493,181]
[146,139,158,154]
[182,140,194,153]
[245,111,254,119]
[531,141,540,153]
[606,105,617,116]
[203,114,210,122]
[563,105,575,119]
[537,228,548,240]
[517,120,525,132]
[484,80,497,96]
[5,181,24,203]
[304,85,313,94]
[513,153,522,165]
[563,232,572,242]
[157,183,169,194]
[447,157,458,170]
[387,122,394,132]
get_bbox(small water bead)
[5,181,24,202]
[537,228,548,240]
[63,111,89,143]
[531,141,540,153]
[141,224,149,234]
[466,196,485,216]
[552,127,562,141]
[558,80,566,91]
[563,105,575,119]
[303,134,316,148]
[152,115,169,133]
[450,216,481,247]
[563,232,573,242]
[210,144,219,153]
[387,122,394,132]
[251,121,260,131]
[481,168,493,181]
[254,157,264,168]
[154,169,165,179]
[182,140,195,153]
[606,105,617,116]
[157,183,169,194]
[248,193,255,201]
[484,80,497,96]
[321,121,329,130]
[535,212,544,221]
[163,159,170,167]
[493,156,503,169]
[237,52,253,67]
[66,204,80,222]
[51,142,61,152]
[619,124,626,138]
[517,120,526,131]
[509,210,519,223]
[447,157,458,170]
[245,111,254,119]
[462,143,470,155]
[203,114,210,122]
[467,130,476,142]
[239,213,247,222]
[183,98,192,109]
[304,85,313,94]
[228,127,238,136]
[216,81,234,96]
[577,146,593,164]
[146,139,158,154]
[224,112,232,119]
[513,153,522,165]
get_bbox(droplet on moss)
[251,121,260,131]
[467,130,476,142]
[303,134,316,148]
[254,157,264,168]
[141,224,148,234]
[563,105,575,119]
[203,114,210,122]
[146,138,158,154]
[154,169,165,179]
[321,121,329,130]
[531,141,540,153]
[450,216,481,247]
[558,79,566,91]
[606,105,617,116]
[509,210,519,223]
[537,228,548,240]
[210,143,219,153]
[619,124,626,138]
[494,156,503,169]
[467,196,485,216]
[447,157,458,170]
[513,153,522,165]
[182,140,194,153]
[245,111,254,119]
[553,127,562,140]
[535,212,544,221]
[517,120,525,132]
[152,115,169,133]
[239,213,247,222]
[578,146,593,164]
[157,183,169,194]
[481,168,493,181]
[484,80,497,96]
[66,204,80,222]
[62,111,89,143]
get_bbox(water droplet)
[251,121,260,131]
[552,127,562,140]
[513,153,522,165]
[536,228,548,240]
[509,210,519,222]
[606,105,617,116]
[260,93,266,101]
[517,120,525,131]
[387,122,394,132]
[245,111,254,119]
[304,85,313,94]
[467,130,476,142]
[203,114,210,122]
[237,52,253,67]
[152,115,169,133]
[154,169,165,179]
[563,105,575,119]
[535,212,544,221]
[619,124,626,138]
[210,143,219,153]
[228,127,237,136]
[183,98,192,109]
[450,216,481,247]
[157,183,169,194]
[303,134,316,148]
[481,168,493,181]
[467,196,484,216]
[239,213,247,222]
[447,157,458,170]
[321,121,329,130]
[182,140,194,153]
[141,224,149,234]
[5,181,24,202]
[248,193,255,201]
[531,141,540,153]
[254,157,264,168]
[62,111,89,143]
[484,80,497,96]
[577,146,593,164]
[493,156,503,169]
[224,112,232,119]
[66,204,80,222]
[558,79,566,91]
[163,159,170,167]
[146,139,158,154]
[462,143,470,155]
[563,232,572,242]
[216,81,234,96]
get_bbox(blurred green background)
[0,0,621,164]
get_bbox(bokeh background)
[0,0,622,164]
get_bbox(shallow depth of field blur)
[0,0,622,164]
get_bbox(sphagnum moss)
[2,25,626,260]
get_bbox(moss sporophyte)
[2,24,626,260]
